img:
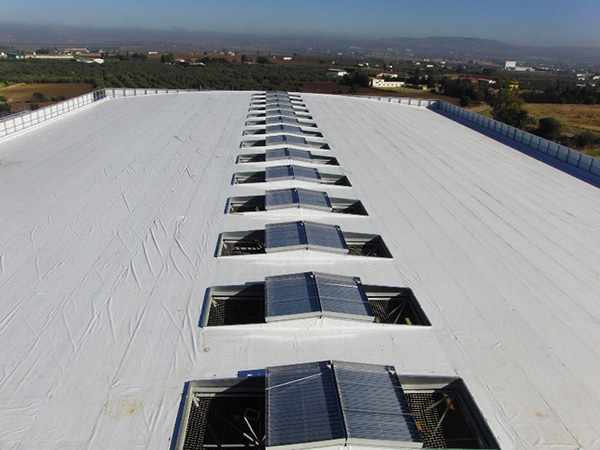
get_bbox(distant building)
[504,61,534,71]
[370,78,405,88]
[326,68,348,77]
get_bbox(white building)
[326,68,348,77]
[0,90,599,449]
[371,78,406,88]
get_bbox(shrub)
[535,117,563,141]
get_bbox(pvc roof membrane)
[265,221,347,253]
[1,90,599,449]
[265,272,372,321]
[265,188,332,211]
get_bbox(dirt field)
[469,103,600,134]
[0,83,95,110]
[523,103,600,134]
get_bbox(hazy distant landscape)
[2,23,600,67]
[1,21,600,158]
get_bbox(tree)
[31,92,46,102]
[256,56,270,65]
[535,117,562,141]
[160,53,175,64]
[489,83,533,129]
[459,95,471,107]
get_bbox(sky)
[2,0,600,47]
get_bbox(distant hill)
[1,24,599,67]
[356,37,600,66]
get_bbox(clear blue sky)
[4,0,599,47]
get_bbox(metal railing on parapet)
[0,89,107,139]
[433,100,600,179]
[105,88,201,98]
[360,95,600,179]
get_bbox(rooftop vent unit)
[217,221,391,257]
[245,116,318,127]
[248,103,309,114]
[241,135,330,149]
[175,364,499,450]
[247,109,313,120]
[243,125,323,138]
[201,272,430,326]
[233,165,350,185]
[237,148,338,165]
[227,188,367,215]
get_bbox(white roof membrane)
[0,91,599,449]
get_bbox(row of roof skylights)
[176,92,499,449]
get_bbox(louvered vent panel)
[333,361,423,448]
[265,221,307,252]
[266,361,345,448]
[265,273,320,319]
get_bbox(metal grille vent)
[405,391,483,449]
[183,394,265,450]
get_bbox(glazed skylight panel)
[264,272,372,321]
[265,148,312,161]
[314,273,372,319]
[265,188,331,211]
[265,135,308,147]
[265,221,347,253]
[265,165,320,182]
[266,361,346,449]
[264,109,300,117]
[265,116,301,126]
[295,188,331,210]
[265,272,322,319]
[265,361,422,449]
[333,362,422,448]
[265,125,305,135]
